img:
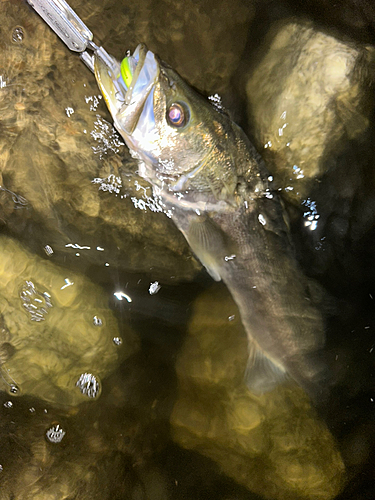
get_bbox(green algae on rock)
[171,286,345,500]
[0,236,138,406]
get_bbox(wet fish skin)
[94,46,327,397]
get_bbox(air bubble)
[93,316,102,326]
[46,424,66,443]
[208,93,224,111]
[76,373,100,398]
[113,337,122,346]
[20,280,52,322]
[3,401,13,408]
[90,116,124,158]
[258,214,266,226]
[9,384,19,394]
[12,27,24,43]
[149,281,161,295]
[44,245,54,256]
[0,75,7,89]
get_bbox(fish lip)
[94,44,159,136]
[94,53,123,117]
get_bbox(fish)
[94,44,328,398]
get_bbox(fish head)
[94,44,240,207]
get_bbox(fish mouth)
[94,44,159,136]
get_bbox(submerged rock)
[147,0,254,94]
[171,286,345,500]
[0,236,138,406]
[246,21,375,206]
[245,21,375,289]
[70,0,254,95]
[282,0,375,44]
[0,388,171,500]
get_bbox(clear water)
[0,0,375,499]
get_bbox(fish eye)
[167,102,188,128]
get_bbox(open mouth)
[117,44,147,103]
[94,44,159,135]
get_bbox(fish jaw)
[94,52,123,120]
[94,45,160,162]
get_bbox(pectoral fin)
[186,217,230,282]
[200,258,222,282]
[245,341,288,393]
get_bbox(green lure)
[120,57,133,88]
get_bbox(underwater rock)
[246,21,375,206]
[246,21,375,291]
[0,236,138,406]
[147,0,254,94]
[282,0,375,44]
[69,0,254,95]
[0,0,199,282]
[170,286,345,500]
[0,390,171,500]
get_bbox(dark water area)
[0,0,375,499]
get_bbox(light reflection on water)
[0,0,374,499]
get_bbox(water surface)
[0,0,375,499]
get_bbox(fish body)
[94,45,327,396]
